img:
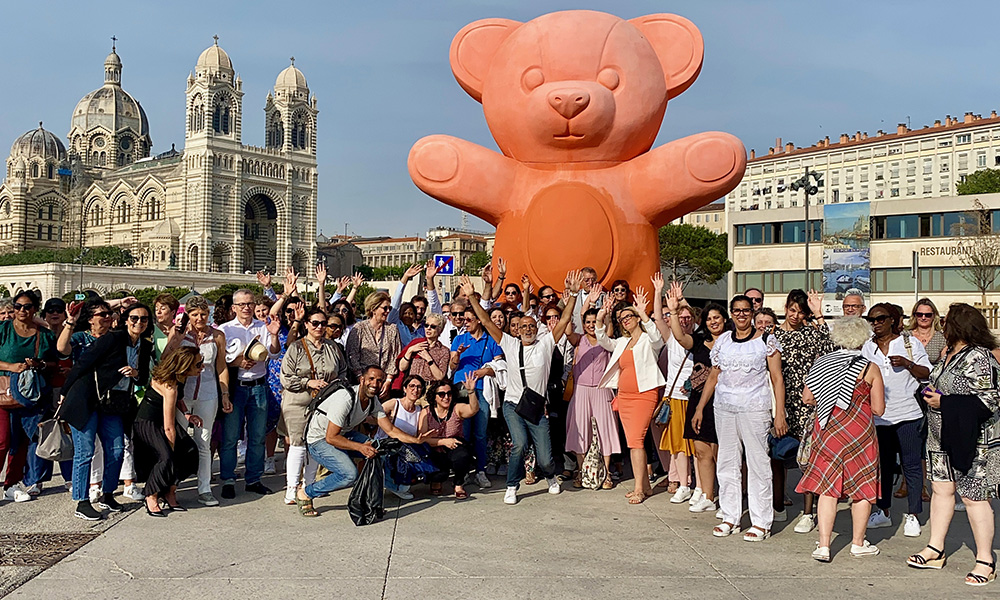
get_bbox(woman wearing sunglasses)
[595,284,664,505]
[861,303,931,538]
[280,306,348,507]
[61,303,154,521]
[397,313,449,384]
[906,299,947,365]
[131,346,203,516]
[419,376,479,498]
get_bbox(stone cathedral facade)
[0,39,318,274]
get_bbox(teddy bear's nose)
[547,89,590,119]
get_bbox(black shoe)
[145,502,167,518]
[97,493,124,513]
[245,482,273,495]
[74,500,103,521]
[221,484,236,499]
[165,502,187,512]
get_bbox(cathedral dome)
[196,37,234,78]
[10,123,67,161]
[70,46,150,139]
[275,61,308,93]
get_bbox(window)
[872,268,913,293]
[906,161,916,177]
[978,154,988,168]
[47,164,53,179]
[873,215,919,239]
[923,159,933,175]
[956,133,971,145]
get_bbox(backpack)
[304,380,356,448]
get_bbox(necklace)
[733,327,756,343]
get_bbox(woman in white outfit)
[180,297,231,506]
[380,374,426,499]
[693,294,787,542]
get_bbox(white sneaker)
[689,497,717,513]
[263,457,276,474]
[867,510,892,529]
[387,486,414,500]
[903,513,921,537]
[670,485,693,504]
[25,483,42,496]
[503,486,518,505]
[88,485,101,503]
[794,513,816,533]
[546,477,561,495]
[689,488,703,506]
[475,471,491,489]
[123,484,144,501]
[850,540,880,557]
[955,500,967,512]
[4,483,31,503]
[773,508,788,522]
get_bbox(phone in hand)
[176,312,190,332]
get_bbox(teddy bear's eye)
[522,67,545,92]
[598,68,620,91]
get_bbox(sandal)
[573,473,583,489]
[628,491,647,504]
[430,483,443,496]
[665,481,679,493]
[907,545,946,569]
[894,484,908,499]
[713,521,740,537]
[743,526,770,542]
[966,559,996,586]
[525,472,537,485]
[295,496,319,517]
[602,476,615,490]
[455,488,469,500]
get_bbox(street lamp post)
[790,167,823,289]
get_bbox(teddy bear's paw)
[684,135,740,183]
[411,139,461,183]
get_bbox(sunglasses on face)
[613,287,627,293]
[505,290,518,296]
[425,323,440,330]
[450,312,464,317]
[13,303,33,311]
[93,311,112,318]
[376,305,391,312]
[864,315,890,324]
[731,308,752,315]
[327,322,342,329]
[285,308,296,314]
[335,307,349,314]
[545,314,560,321]
[436,390,453,398]
[307,320,326,328]
[914,312,934,318]
[540,293,556,300]
[749,297,763,304]
[127,315,149,324]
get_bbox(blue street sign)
[433,254,455,275]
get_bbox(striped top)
[804,349,869,429]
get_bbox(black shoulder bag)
[514,343,546,425]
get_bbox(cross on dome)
[111,35,117,51]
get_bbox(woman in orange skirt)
[596,284,666,504]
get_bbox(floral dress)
[265,326,289,433]
[927,345,1000,501]
[774,324,836,440]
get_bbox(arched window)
[116,202,130,224]
[99,152,106,166]
[31,163,38,178]
[47,164,53,179]
[191,95,205,132]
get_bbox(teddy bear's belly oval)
[525,182,615,285]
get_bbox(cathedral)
[0,38,318,274]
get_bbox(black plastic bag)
[348,439,401,526]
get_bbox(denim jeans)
[304,431,369,499]
[502,402,555,488]
[17,409,48,487]
[462,402,489,472]
[70,411,125,501]
[220,383,268,485]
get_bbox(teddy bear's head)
[449,10,704,164]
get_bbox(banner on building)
[822,202,871,316]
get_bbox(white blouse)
[711,331,781,413]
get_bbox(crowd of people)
[1,261,998,586]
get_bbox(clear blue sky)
[1,0,997,238]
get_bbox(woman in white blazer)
[596,285,666,504]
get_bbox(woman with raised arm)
[595,283,665,505]
[668,281,730,513]
[132,346,203,516]
[565,284,620,489]
[462,270,578,505]
[346,291,402,398]
[693,295,786,541]
[651,274,695,501]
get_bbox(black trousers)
[876,417,925,515]
[427,445,474,486]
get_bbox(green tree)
[202,283,264,303]
[83,246,136,267]
[658,223,732,284]
[132,286,193,308]
[462,251,491,275]
[956,200,1000,305]
[354,264,374,280]
[372,265,410,281]
[957,168,1000,195]
[352,283,376,314]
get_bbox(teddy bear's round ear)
[628,14,704,100]
[449,18,521,103]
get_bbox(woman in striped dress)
[797,317,885,562]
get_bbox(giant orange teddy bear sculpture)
[409,10,746,289]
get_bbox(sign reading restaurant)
[917,245,972,256]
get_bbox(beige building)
[728,111,1000,314]
[671,202,726,235]
[0,39,318,275]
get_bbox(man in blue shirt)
[450,305,502,488]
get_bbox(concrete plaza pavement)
[3,466,998,600]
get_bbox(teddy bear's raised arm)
[627,131,747,228]
[407,134,517,225]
